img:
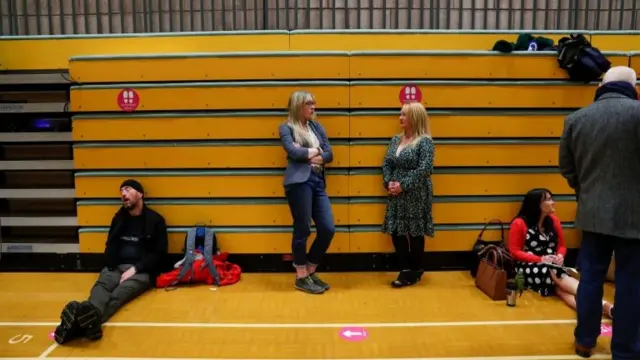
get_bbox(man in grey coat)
[559,66,640,359]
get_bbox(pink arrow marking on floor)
[339,327,368,342]
[600,323,612,337]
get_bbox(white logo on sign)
[123,91,135,104]
[405,86,417,100]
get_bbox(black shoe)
[574,343,593,358]
[77,301,103,341]
[53,301,81,344]
[414,269,424,281]
[295,276,325,294]
[309,272,330,291]
[391,270,418,288]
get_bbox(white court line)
[0,356,614,360]
[0,319,610,328]
[37,343,58,359]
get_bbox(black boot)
[53,301,82,344]
[392,234,410,278]
[413,269,425,282]
[77,301,103,341]
[409,235,425,283]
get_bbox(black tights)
[392,234,425,271]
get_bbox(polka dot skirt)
[514,225,567,297]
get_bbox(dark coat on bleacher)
[559,91,640,240]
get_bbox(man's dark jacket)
[559,91,640,240]
[104,205,169,276]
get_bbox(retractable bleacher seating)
[1,30,638,271]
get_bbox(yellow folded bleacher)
[72,110,568,141]
[70,81,351,112]
[3,30,637,72]
[349,51,629,79]
[349,226,581,252]
[0,31,290,71]
[288,30,574,51]
[347,196,576,226]
[76,196,576,228]
[5,29,640,271]
[72,141,350,169]
[64,31,613,269]
[350,110,570,138]
[72,140,558,169]
[630,52,640,75]
[75,199,350,227]
[589,31,640,51]
[68,50,631,83]
[69,51,351,83]
[74,168,573,199]
[70,81,597,112]
[78,227,352,254]
[350,80,597,109]
[348,169,573,197]
[349,139,560,167]
[78,225,581,255]
[71,112,351,141]
[75,170,350,198]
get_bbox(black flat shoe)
[391,270,418,288]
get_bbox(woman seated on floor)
[508,188,614,319]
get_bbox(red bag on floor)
[156,252,242,289]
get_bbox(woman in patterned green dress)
[381,102,435,288]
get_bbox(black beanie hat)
[120,179,144,196]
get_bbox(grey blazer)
[278,120,333,187]
[559,92,640,239]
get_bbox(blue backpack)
[167,226,220,289]
[557,34,611,83]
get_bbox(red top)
[508,214,567,263]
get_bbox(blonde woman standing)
[278,91,335,294]
[382,102,435,288]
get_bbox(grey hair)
[602,66,637,86]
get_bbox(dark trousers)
[284,172,335,267]
[88,264,152,323]
[392,234,425,271]
[575,231,640,359]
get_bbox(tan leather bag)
[475,245,510,301]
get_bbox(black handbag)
[470,219,506,278]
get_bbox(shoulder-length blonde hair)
[400,102,432,147]
[285,91,316,147]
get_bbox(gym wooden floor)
[0,271,615,360]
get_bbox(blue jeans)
[284,171,335,267]
[575,231,640,359]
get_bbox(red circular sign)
[399,85,422,104]
[117,88,140,112]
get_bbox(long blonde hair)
[286,91,316,147]
[401,102,432,146]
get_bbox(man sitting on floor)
[54,179,168,344]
